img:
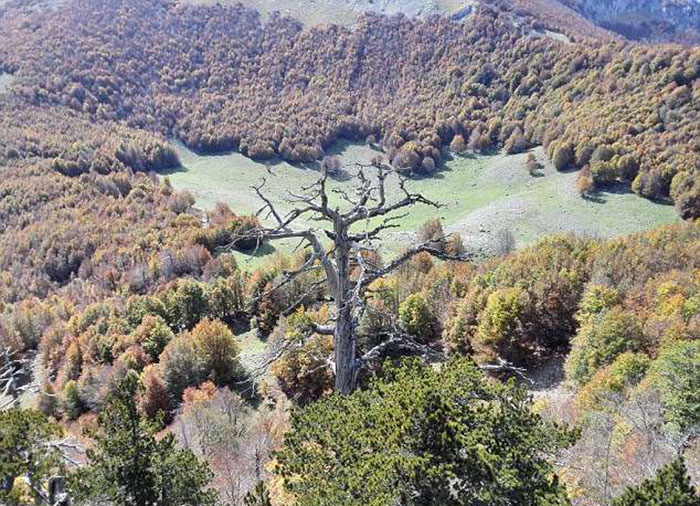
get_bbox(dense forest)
[0,0,698,217]
[0,0,698,505]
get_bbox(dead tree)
[238,162,469,394]
[0,346,36,410]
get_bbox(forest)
[0,0,698,217]
[0,0,698,504]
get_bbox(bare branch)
[359,240,472,289]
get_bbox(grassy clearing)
[166,141,679,266]
[0,73,14,93]
[182,0,467,27]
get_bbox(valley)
[169,142,679,262]
[0,0,697,505]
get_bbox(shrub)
[449,134,466,153]
[552,141,574,170]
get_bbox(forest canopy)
[0,0,698,218]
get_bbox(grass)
[182,0,468,27]
[0,73,14,93]
[165,141,679,267]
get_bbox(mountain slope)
[184,0,698,42]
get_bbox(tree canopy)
[69,372,218,506]
[274,357,576,506]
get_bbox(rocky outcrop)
[563,0,700,41]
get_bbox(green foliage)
[446,234,592,362]
[398,294,438,342]
[0,409,63,504]
[578,284,621,322]
[575,352,651,411]
[274,357,575,506]
[61,379,86,420]
[475,286,529,359]
[644,340,700,430]
[244,482,272,506]
[69,372,218,506]
[134,315,174,361]
[190,318,242,386]
[611,458,699,506]
[158,334,206,402]
[565,307,643,386]
[164,279,209,331]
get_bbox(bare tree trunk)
[333,227,356,394]
[334,309,355,394]
[241,165,468,395]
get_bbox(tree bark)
[333,224,356,394]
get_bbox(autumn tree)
[240,162,468,394]
[70,372,218,506]
[611,458,699,506]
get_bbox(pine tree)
[0,408,63,503]
[244,482,273,506]
[274,357,576,506]
[611,458,699,506]
[69,371,218,506]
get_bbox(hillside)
[1,0,697,220]
[0,0,698,505]
[186,0,699,41]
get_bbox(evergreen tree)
[274,357,576,506]
[0,408,63,503]
[244,482,273,506]
[611,458,699,506]
[69,371,218,506]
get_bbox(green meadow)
[165,141,679,266]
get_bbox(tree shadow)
[237,241,277,259]
[582,192,607,204]
[159,164,188,176]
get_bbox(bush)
[552,141,574,170]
